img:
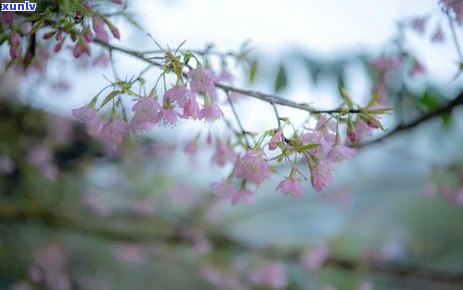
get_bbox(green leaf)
[249,60,258,83]
[293,143,319,152]
[338,85,353,105]
[441,111,452,129]
[274,64,287,92]
[100,90,122,108]
[418,90,439,111]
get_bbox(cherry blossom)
[188,67,217,98]
[276,177,304,197]
[130,97,160,132]
[234,150,270,184]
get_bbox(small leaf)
[100,90,122,108]
[294,143,319,152]
[249,60,258,83]
[367,90,380,108]
[441,111,452,129]
[418,89,439,111]
[338,85,353,105]
[274,64,287,92]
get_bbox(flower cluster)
[73,66,224,154]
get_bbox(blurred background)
[1,0,463,289]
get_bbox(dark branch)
[360,90,463,148]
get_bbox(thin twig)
[94,40,368,115]
[447,11,463,63]
[226,92,250,148]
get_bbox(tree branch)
[95,40,365,115]
[360,90,463,148]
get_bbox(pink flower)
[164,86,194,103]
[72,40,91,58]
[212,141,236,167]
[328,144,356,162]
[159,109,178,125]
[431,26,445,43]
[301,245,330,271]
[300,130,331,157]
[188,67,217,98]
[9,32,21,59]
[248,262,287,290]
[130,97,160,132]
[200,103,223,121]
[349,119,373,143]
[92,16,109,42]
[211,179,236,197]
[182,97,201,119]
[410,60,426,77]
[83,27,94,43]
[230,188,254,205]
[184,139,198,156]
[268,130,282,150]
[410,16,427,34]
[371,56,402,72]
[100,119,127,154]
[234,150,270,184]
[310,161,333,192]
[1,12,14,25]
[276,177,304,197]
[72,105,104,136]
[108,24,121,40]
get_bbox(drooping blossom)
[268,130,282,150]
[234,150,270,184]
[371,55,402,72]
[310,161,334,192]
[300,130,331,158]
[130,97,160,132]
[431,26,445,43]
[188,67,217,98]
[276,177,304,197]
[211,179,236,198]
[164,85,195,105]
[248,262,287,290]
[72,105,104,136]
[409,16,427,34]
[184,139,198,156]
[92,16,109,42]
[348,119,374,144]
[212,141,236,167]
[159,109,178,126]
[301,245,330,271]
[100,119,127,154]
[1,12,14,25]
[328,144,356,162]
[199,103,223,121]
[410,60,426,77]
[9,32,21,59]
[182,97,201,119]
[230,188,254,205]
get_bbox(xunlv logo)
[1,1,37,11]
